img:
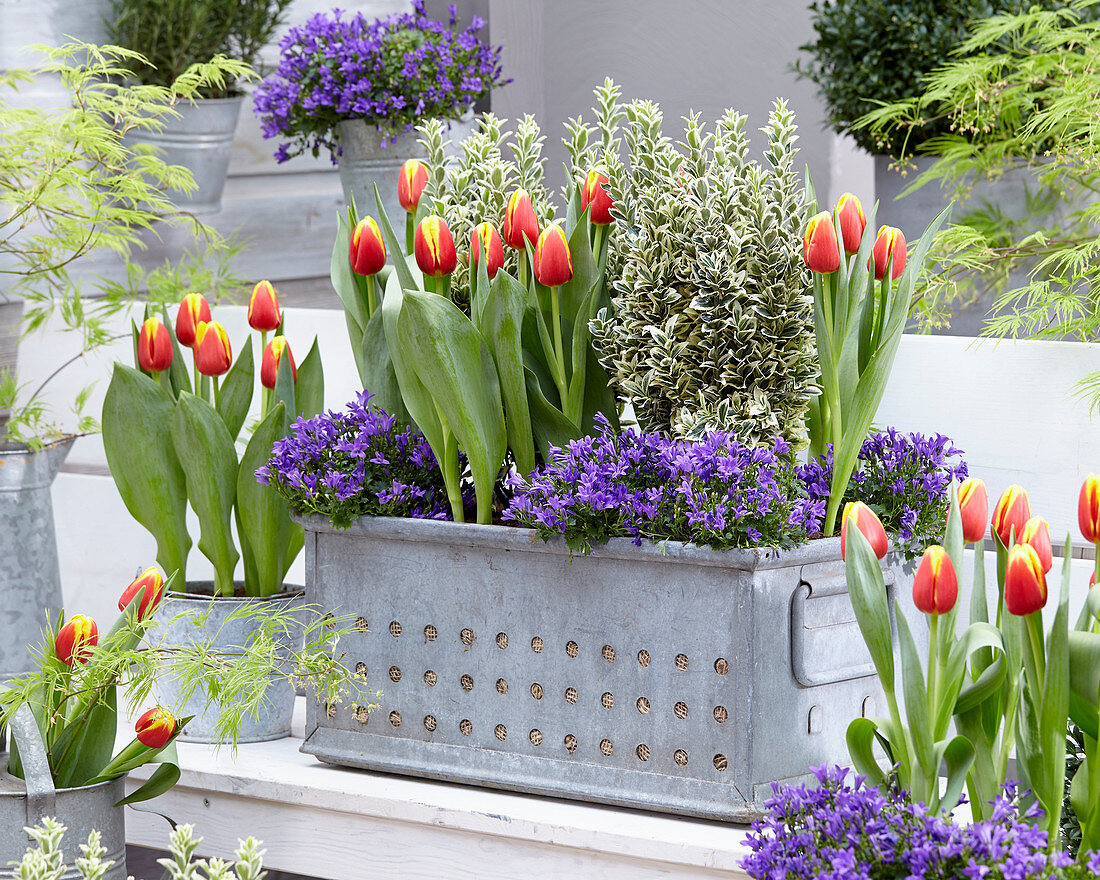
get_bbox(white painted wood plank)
[880,335,1100,547]
[125,701,751,880]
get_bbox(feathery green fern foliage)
[857,0,1100,403]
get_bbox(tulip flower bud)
[581,170,615,226]
[991,484,1031,548]
[118,566,165,620]
[503,189,540,250]
[840,501,889,561]
[398,159,429,213]
[175,293,212,349]
[1020,515,1053,573]
[137,318,173,374]
[802,212,841,274]
[414,215,458,278]
[470,222,505,280]
[956,478,989,544]
[349,217,387,277]
[1079,474,1100,544]
[912,545,958,615]
[871,226,907,281]
[194,321,232,377]
[835,193,866,255]
[246,280,281,333]
[261,337,297,390]
[1005,542,1048,615]
[533,223,573,287]
[135,707,177,749]
[55,614,98,666]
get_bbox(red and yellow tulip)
[55,614,97,666]
[349,216,387,277]
[134,707,177,749]
[802,212,841,274]
[912,545,958,615]
[991,484,1031,548]
[118,566,165,620]
[581,170,615,226]
[174,293,211,349]
[398,158,429,213]
[533,223,573,288]
[261,337,297,390]
[194,321,232,377]
[871,226,907,281]
[840,501,889,561]
[1004,542,1048,615]
[503,189,540,250]
[1079,473,1100,544]
[137,318,173,374]
[470,222,505,280]
[414,215,458,278]
[835,193,866,255]
[247,280,281,333]
[957,478,988,544]
[1020,515,1053,573]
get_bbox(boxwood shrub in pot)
[101,285,324,741]
[106,0,292,210]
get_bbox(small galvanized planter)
[0,438,73,687]
[123,96,243,213]
[156,586,302,743]
[0,706,126,880]
[299,515,893,821]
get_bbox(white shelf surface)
[126,699,754,880]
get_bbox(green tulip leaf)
[171,392,240,596]
[102,364,190,580]
[216,335,254,442]
[237,402,295,597]
[897,608,934,780]
[524,366,581,457]
[295,337,324,421]
[937,734,976,813]
[331,206,367,331]
[359,304,407,423]
[51,687,118,789]
[159,305,191,398]
[272,343,297,422]
[844,525,895,692]
[396,289,507,524]
[382,264,444,454]
[845,716,889,787]
[482,269,536,478]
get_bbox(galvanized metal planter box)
[299,515,892,821]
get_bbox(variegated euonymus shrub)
[591,99,816,446]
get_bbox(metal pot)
[0,706,126,880]
[0,438,73,687]
[123,96,243,213]
[155,585,303,743]
[336,114,478,221]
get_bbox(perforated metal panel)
[300,516,887,821]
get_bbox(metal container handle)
[8,704,56,824]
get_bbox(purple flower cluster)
[800,429,968,559]
[257,390,455,526]
[742,765,1095,880]
[253,1,507,163]
[502,415,823,553]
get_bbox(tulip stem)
[592,225,604,264]
[405,213,415,256]
[518,256,528,293]
[927,613,940,710]
[550,285,567,403]
[365,274,378,317]
[212,376,220,409]
[193,361,201,401]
